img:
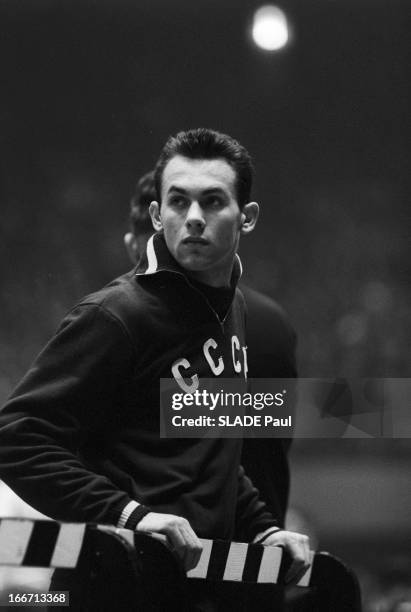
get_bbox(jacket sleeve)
[235,465,279,542]
[0,303,136,525]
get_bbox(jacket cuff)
[123,504,151,530]
[117,500,152,529]
[117,500,140,528]
[253,526,282,544]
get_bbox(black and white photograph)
[0,1,410,610]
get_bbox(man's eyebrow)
[167,186,227,195]
[167,186,188,195]
[202,188,227,195]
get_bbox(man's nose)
[185,201,205,231]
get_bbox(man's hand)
[256,530,311,585]
[136,512,203,571]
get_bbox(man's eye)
[204,196,223,208]
[169,196,187,208]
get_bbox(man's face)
[151,155,245,287]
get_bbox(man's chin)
[177,256,209,272]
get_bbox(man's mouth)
[182,237,209,245]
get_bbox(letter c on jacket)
[172,358,199,393]
[231,335,242,373]
[203,338,224,376]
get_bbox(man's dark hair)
[129,170,156,235]
[154,128,254,209]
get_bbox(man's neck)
[187,276,235,322]
[185,265,233,289]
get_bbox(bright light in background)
[252,5,289,51]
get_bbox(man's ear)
[149,201,163,231]
[124,233,138,264]
[240,202,259,235]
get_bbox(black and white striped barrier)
[0,519,313,586]
[0,519,85,569]
[186,539,314,586]
[110,527,315,587]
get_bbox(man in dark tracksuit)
[0,128,309,609]
[125,172,297,527]
[241,286,297,526]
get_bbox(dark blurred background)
[0,0,410,609]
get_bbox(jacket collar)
[135,233,243,288]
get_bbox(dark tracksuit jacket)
[0,233,277,542]
[241,285,297,526]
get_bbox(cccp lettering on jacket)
[171,335,248,393]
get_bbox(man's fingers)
[136,512,202,572]
[284,536,311,584]
[258,530,311,586]
[166,522,202,571]
[176,524,202,571]
[283,540,303,584]
[166,525,186,557]
[285,557,309,585]
[303,537,311,567]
